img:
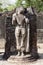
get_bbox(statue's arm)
[24,16,29,24]
[12,13,16,25]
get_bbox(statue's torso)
[16,14,26,27]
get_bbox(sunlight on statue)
[12,6,29,56]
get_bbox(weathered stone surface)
[1,7,39,60]
[3,16,16,59]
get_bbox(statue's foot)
[16,52,20,56]
[21,52,24,56]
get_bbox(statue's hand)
[26,18,29,23]
[25,17,29,24]
[12,13,16,25]
[16,46,21,50]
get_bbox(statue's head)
[16,6,25,14]
[27,6,34,15]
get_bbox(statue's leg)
[21,28,26,56]
[15,26,21,56]
[26,25,30,53]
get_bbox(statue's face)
[16,6,25,14]
[27,7,34,14]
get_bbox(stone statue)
[12,6,29,56]
[3,6,39,61]
[26,6,39,59]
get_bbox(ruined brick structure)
[3,15,16,59]
[3,7,39,60]
[29,14,38,58]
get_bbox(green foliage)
[0,0,43,12]
[15,0,23,7]
[0,2,15,12]
[0,3,2,6]
[15,0,43,12]
[7,5,15,11]
[0,7,3,12]
[0,3,3,12]
[3,8,8,12]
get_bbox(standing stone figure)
[12,6,29,56]
[26,7,39,59]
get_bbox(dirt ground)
[0,39,43,65]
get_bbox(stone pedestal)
[8,54,31,63]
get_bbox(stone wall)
[37,12,43,43]
[0,15,6,38]
[0,12,43,39]
[0,12,43,49]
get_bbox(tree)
[0,0,43,12]
[0,3,3,12]
[15,0,23,7]
[15,0,43,12]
